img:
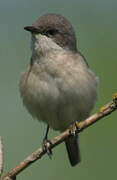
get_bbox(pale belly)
[19,65,98,131]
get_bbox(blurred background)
[0,0,117,179]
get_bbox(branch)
[0,136,3,177]
[1,93,117,180]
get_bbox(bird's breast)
[19,57,98,131]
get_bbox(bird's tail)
[65,134,81,166]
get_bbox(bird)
[19,13,98,166]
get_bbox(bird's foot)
[69,123,78,136]
[42,139,53,158]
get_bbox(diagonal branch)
[1,93,117,180]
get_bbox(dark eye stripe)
[45,29,58,36]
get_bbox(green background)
[0,0,117,179]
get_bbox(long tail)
[65,134,81,166]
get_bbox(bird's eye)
[46,29,57,36]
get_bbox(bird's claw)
[42,139,53,158]
[69,123,78,136]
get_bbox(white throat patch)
[31,34,62,56]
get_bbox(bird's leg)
[43,124,50,140]
[42,125,53,158]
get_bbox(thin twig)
[1,93,117,180]
[0,136,3,177]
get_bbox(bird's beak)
[24,26,40,33]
